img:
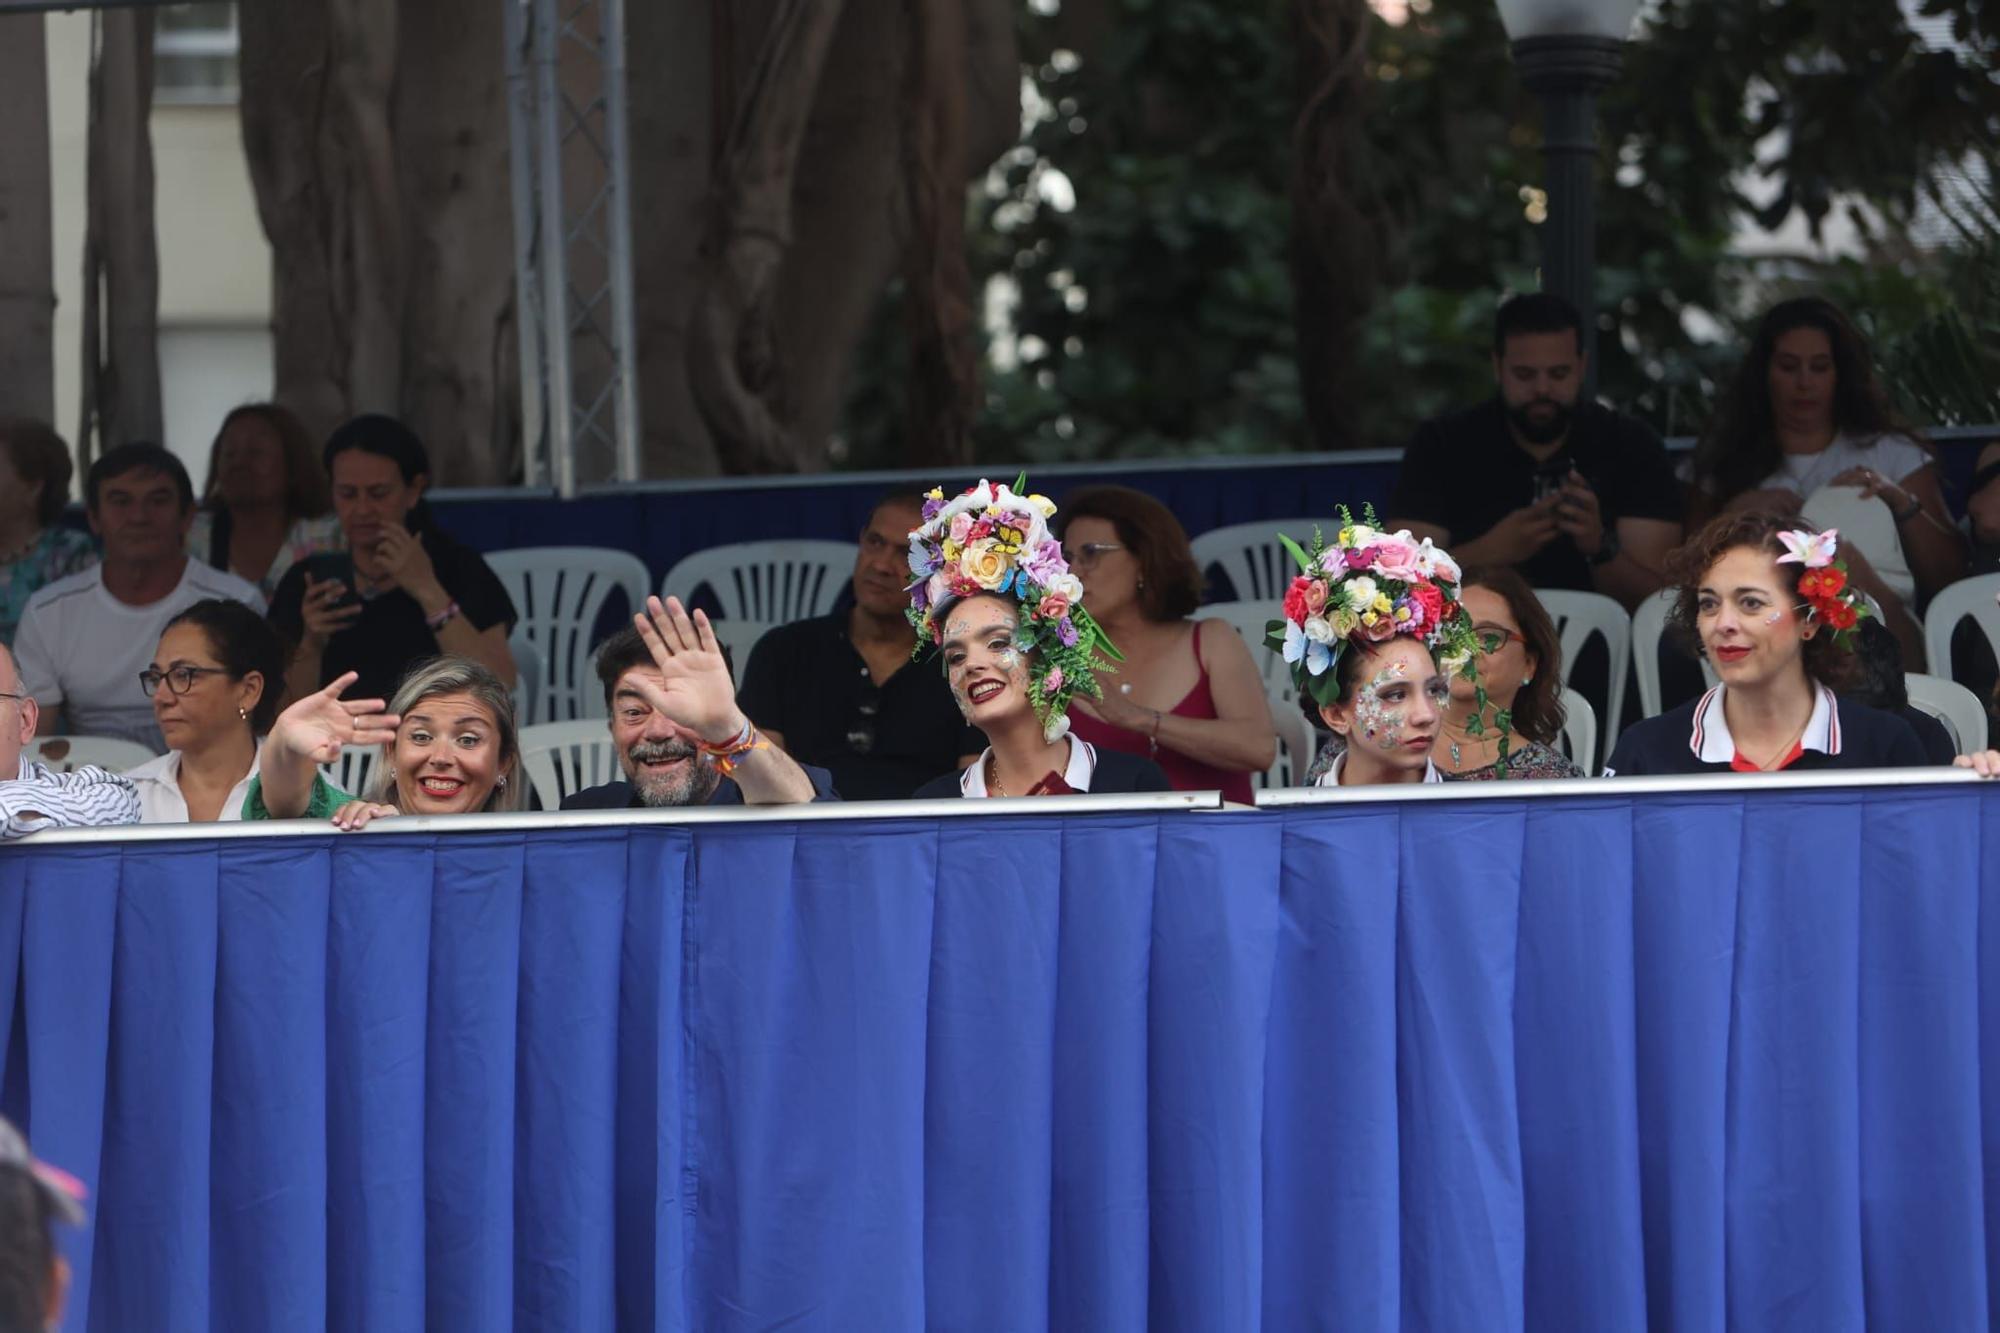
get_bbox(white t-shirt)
[125,744,261,823]
[1761,433,1933,607]
[1760,432,1932,498]
[13,559,266,751]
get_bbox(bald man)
[0,642,139,840]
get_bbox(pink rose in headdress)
[1317,548,1346,576]
[1283,576,1314,624]
[1302,580,1328,615]
[1370,535,1422,581]
[1360,613,1400,643]
[1044,666,1066,693]
[1039,590,1072,620]
[948,512,975,545]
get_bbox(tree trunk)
[83,8,163,456]
[239,0,516,482]
[1291,0,1391,451]
[0,14,55,425]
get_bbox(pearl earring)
[237,706,248,721]
[497,775,508,789]
[1521,675,1533,686]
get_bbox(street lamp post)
[1497,0,1641,379]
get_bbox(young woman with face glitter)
[1269,513,1483,789]
[906,480,1171,798]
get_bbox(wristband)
[1892,494,1923,524]
[699,719,769,776]
[425,600,461,632]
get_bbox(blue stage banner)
[1,778,1995,1331]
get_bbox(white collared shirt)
[959,738,1099,797]
[1315,750,1445,787]
[1688,682,1842,765]
[126,743,262,824]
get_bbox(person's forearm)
[1152,711,1277,773]
[256,741,319,818]
[1898,510,1967,597]
[1589,550,1669,611]
[432,616,515,686]
[725,743,818,803]
[283,641,325,711]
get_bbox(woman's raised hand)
[270,671,400,764]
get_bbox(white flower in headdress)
[1775,528,1839,569]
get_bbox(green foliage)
[837,0,2000,468]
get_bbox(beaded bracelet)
[425,600,461,632]
[699,719,769,776]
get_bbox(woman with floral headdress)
[1272,511,1484,787]
[907,479,1172,798]
[1606,510,2000,777]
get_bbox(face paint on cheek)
[996,648,1020,672]
[1765,610,1783,625]
[1354,663,1410,751]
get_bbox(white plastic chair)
[703,618,776,683]
[1189,520,1330,604]
[1198,602,1292,697]
[319,745,381,801]
[1922,573,2000,679]
[489,547,651,724]
[1631,588,1716,718]
[518,719,622,811]
[1535,589,1632,750]
[1262,685,1319,792]
[1905,671,1988,752]
[27,735,157,774]
[509,635,542,726]
[661,541,854,624]
[1557,687,1598,771]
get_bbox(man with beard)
[735,493,983,800]
[1385,293,1681,609]
[560,595,835,809]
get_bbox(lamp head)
[1495,0,1641,42]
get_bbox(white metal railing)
[11,765,1989,847]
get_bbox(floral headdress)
[1264,506,1482,709]
[906,476,1123,741]
[1776,527,1871,647]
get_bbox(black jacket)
[1605,693,1928,776]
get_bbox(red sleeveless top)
[1066,620,1255,804]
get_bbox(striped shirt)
[0,759,142,841]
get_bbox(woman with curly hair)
[1687,297,1964,663]
[1607,510,1998,776]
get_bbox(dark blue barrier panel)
[4,779,1998,1330]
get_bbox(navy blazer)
[1605,693,1928,777]
[912,747,1174,799]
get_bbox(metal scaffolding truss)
[503,0,640,496]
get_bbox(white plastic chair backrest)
[1557,688,1598,771]
[703,619,776,684]
[1905,671,1988,752]
[488,547,651,723]
[1631,587,1716,717]
[1199,602,1291,697]
[319,745,381,801]
[1189,519,1330,604]
[1922,573,2000,679]
[661,541,855,624]
[518,719,622,811]
[509,634,543,727]
[1534,589,1632,749]
[1262,685,1320,791]
[27,735,157,774]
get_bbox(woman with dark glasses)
[126,598,288,822]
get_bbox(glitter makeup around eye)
[1354,662,1411,751]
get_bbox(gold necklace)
[986,752,1006,797]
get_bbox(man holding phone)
[1385,293,1682,611]
[269,415,516,706]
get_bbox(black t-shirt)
[559,764,841,809]
[269,520,517,704]
[1388,398,1683,590]
[735,613,983,801]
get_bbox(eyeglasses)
[1474,625,1521,654]
[1072,542,1126,567]
[139,666,231,697]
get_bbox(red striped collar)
[1689,682,1841,764]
